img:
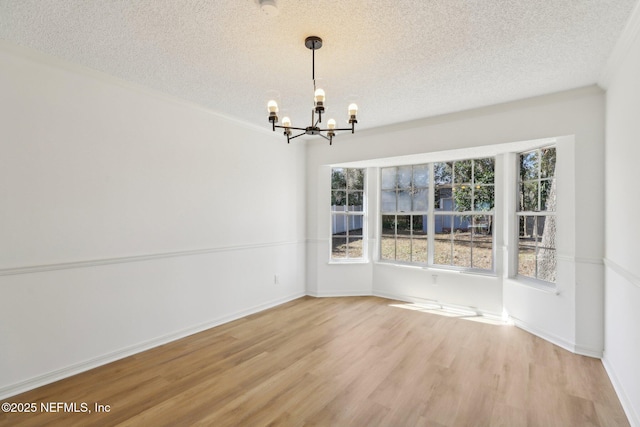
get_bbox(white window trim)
[378,161,496,273]
[329,167,368,262]
[513,145,557,287]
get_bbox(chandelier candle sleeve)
[267,100,279,130]
[266,36,359,145]
[349,103,358,122]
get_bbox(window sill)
[374,261,497,277]
[507,276,559,294]
[327,259,370,265]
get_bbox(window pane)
[348,216,363,237]
[538,215,556,251]
[540,179,556,212]
[381,215,396,260]
[397,166,412,189]
[347,168,364,190]
[331,168,346,189]
[453,186,472,211]
[434,215,453,265]
[471,215,493,270]
[412,215,428,263]
[434,214,452,234]
[347,237,364,258]
[396,215,411,262]
[380,240,395,260]
[382,215,395,234]
[398,190,411,212]
[474,158,495,184]
[381,190,396,212]
[332,214,348,235]
[471,214,492,236]
[519,215,535,240]
[518,242,536,278]
[518,216,537,278]
[347,191,364,211]
[474,185,494,211]
[332,190,346,210]
[454,160,472,184]
[455,215,472,232]
[435,186,452,210]
[396,237,411,262]
[412,188,428,211]
[453,229,471,268]
[397,215,411,234]
[537,247,556,283]
[541,147,556,178]
[413,164,429,188]
[472,240,493,270]
[434,162,452,184]
[520,181,539,211]
[332,237,347,259]
[413,215,427,236]
[520,151,539,181]
[381,167,396,190]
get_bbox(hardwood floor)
[0,296,629,426]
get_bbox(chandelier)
[267,36,358,145]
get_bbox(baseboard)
[602,355,639,427]
[306,289,372,297]
[510,316,603,358]
[0,292,305,400]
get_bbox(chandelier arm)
[318,127,353,132]
[288,131,307,141]
[274,125,307,132]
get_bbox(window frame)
[330,167,367,262]
[515,146,557,285]
[380,164,430,266]
[379,158,496,273]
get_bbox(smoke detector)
[257,0,279,16]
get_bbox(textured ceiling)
[0,0,638,133]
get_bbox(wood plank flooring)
[0,296,630,426]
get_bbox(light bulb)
[314,88,325,103]
[282,116,291,127]
[327,119,336,130]
[348,103,358,116]
[267,100,278,113]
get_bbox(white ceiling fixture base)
[257,0,279,17]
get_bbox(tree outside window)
[517,147,556,283]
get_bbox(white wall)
[603,11,640,424]
[0,42,306,398]
[306,85,605,354]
